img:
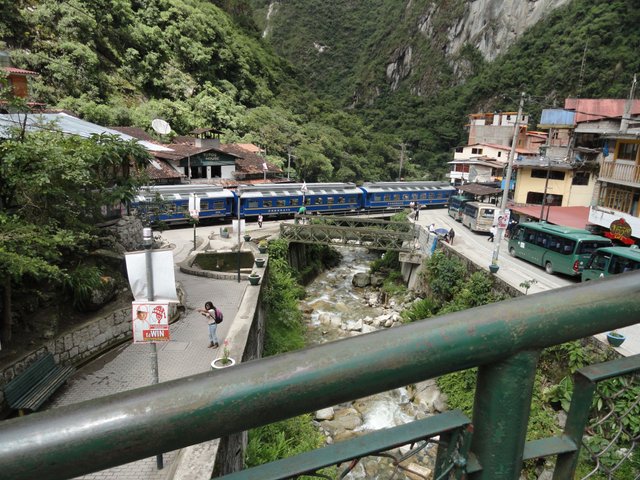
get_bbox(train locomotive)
[131,181,456,225]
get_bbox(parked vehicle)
[581,245,640,281]
[508,222,612,276]
[461,202,496,232]
[448,194,474,222]
[131,181,456,225]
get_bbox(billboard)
[132,301,170,343]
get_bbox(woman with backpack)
[197,301,222,348]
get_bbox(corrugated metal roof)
[510,205,590,230]
[0,112,172,152]
[565,98,640,123]
[538,109,576,127]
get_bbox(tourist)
[257,214,263,228]
[197,301,220,348]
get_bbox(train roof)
[360,181,454,193]
[135,184,233,201]
[238,183,361,198]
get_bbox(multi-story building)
[566,96,640,244]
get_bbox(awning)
[509,205,590,230]
[458,184,502,196]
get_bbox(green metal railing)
[0,273,638,479]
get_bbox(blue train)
[131,181,456,225]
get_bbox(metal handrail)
[0,272,639,480]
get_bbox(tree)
[0,121,150,342]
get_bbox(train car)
[235,183,363,218]
[131,185,234,224]
[359,181,455,211]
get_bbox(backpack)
[214,307,223,324]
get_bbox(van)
[581,245,640,281]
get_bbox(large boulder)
[352,272,371,287]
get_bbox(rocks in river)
[370,274,384,287]
[411,379,448,414]
[344,318,363,331]
[352,272,371,287]
[314,407,335,421]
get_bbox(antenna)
[151,118,171,135]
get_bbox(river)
[300,247,445,479]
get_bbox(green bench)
[4,353,75,416]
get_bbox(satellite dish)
[151,118,171,135]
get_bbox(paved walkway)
[49,223,273,479]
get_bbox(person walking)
[448,227,455,245]
[197,301,220,348]
[488,225,497,242]
[414,204,420,220]
[257,214,263,228]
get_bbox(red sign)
[132,301,170,343]
[605,218,634,245]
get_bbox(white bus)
[461,202,496,232]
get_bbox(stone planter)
[258,246,268,254]
[255,258,266,268]
[211,357,235,369]
[607,332,625,347]
[489,264,499,274]
[244,234,251,242]
[248,274,261,286]
[220,229,230,239]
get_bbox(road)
[416,208,576,295]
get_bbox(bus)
[461,202,496,232]
[581,245,640,281]
[448,195,474,221]
[507,222,612,276]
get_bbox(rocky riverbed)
[299,247,448,479]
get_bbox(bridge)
[280,215,421,252]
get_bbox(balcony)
[599,160,640,187]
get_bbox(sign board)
[132,301,170,343]
[189,193,200,219]
[125,249,179,303]
[232,219,246,234]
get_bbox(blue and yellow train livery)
[359,181,455,210]
[236,183,363,218]
[132,185,234,224]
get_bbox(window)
[497,152,502,157]
[420,193,427,199]
[531,169,565,180]
[577,241,611,255]
[276,199,285,207]
[616,142,639,161]
[248,201,259,208]
[263,200,272,208]
[338,197,345,204]
[471,148,483,155]
[327,197,334,205]
[384,195,390,201]
[314,197,323,205]
[374,195,382,202]
[572,172,590,186]
[291,198,300,206]
[599,185,633,213]
[455,147,464,153]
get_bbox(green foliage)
[63,264,104,310]
[436,368,477,417]
[245,413,326,471]
[423,251,467,304]
[369,250,399,274]
[401,297,437,323]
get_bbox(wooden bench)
[4,353,75,415]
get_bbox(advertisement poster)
[132,301,170,343]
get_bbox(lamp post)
[143,227,163,470]
[490,92,525,273]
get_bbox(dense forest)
[1,0,639,344]
[2,0,639,183]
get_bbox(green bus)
[508,222,612,276]
[581,245,640,281]
[448,194,473,221]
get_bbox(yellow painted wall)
[513,167,596,207]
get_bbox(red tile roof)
[1,66,38,76]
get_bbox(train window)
[248,201,259,208]
[338,197,345,204]
[263,200,273,207]
[314,197,323,205]
[374,195,382,201]
[327,197,334,204]
[199,200,208,211]
[276,199,286,207]
[420,193,427,199]
[402,194,409,200]
[291,198,300,206]
[412,193,418,200]
[213,201,224,209]
[384,195,390,201]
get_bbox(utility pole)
[490,92,525,272]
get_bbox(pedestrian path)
[49,228,249,480]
